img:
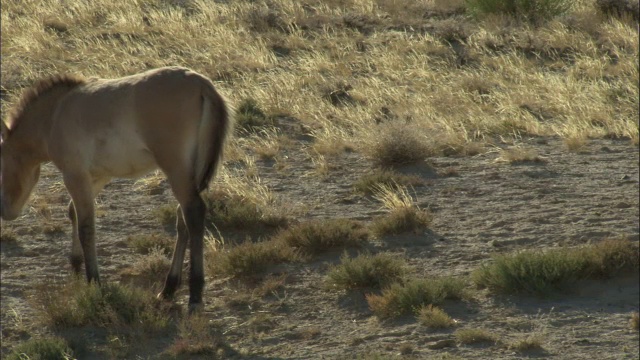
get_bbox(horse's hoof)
[188,302,204,315]
[157,291,173,301]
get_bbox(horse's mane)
[6,74,87,131]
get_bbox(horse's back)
[49,67,208,179]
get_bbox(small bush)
[326,252,407,290]
[371,207,433,236]
[204,190,289,231]
[367,277,467,319]
[235,98,276,133]
[472,239,639,295]
[366,123,433,167]
[508,335,544,352]
[454,328,497,344]
[6,337,73,360]
[417,305,456,329]
[277,219,369,256]
[466,0,572,23]
[39,280,170,331]
[211,239,298,277]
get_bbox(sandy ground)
[1,135,638,359]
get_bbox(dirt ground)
[1,135,639,359]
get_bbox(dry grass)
[417,305,457,329]
[353,169,424,195]
[507,335,545,352]
[454,328,498,345]
[127,232,174,255]
[167,315,226,357]
[1,0,637,159]
[370,184,433,236]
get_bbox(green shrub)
[277,219,369,256]
[472,239,639,295]
[6,337,73,360]
[367,277,466,318]
[326,252,406,290]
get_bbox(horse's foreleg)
[67,201,83,275]
[63,173,100,284]
[158,205,188,300]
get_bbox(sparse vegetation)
[353,170,424,195]
[370,184,433,236]
[37,280,170,331]
[235,98,276,134]
[277,219,369,256]
[6,337,74,360]
[472,238,639,295]
[210,238,298,278]
[454,328,498,345]
[496,147,546,164]
[508,335,544,352]
[417,305,457,329]
[127,233,174,255]
[326,252,407,290]
[167,315,226,357]
[366,277,467,319]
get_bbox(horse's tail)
[195,79,232,193]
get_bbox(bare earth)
[1,135,639,359]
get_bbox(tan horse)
[0,66,232,312]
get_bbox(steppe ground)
[1,0,639,359]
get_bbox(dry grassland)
[1,0,639,359]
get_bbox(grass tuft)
[6,337,74,360]
[277,219,369,256]
[127,233,174,255]
[417,305,456,329]
[472,238,639,295]
[508,335,544,352]
[235,98,276,133]
[37,280,170,331]
[366,277,467,319]
[353,170,424,196]
[210,239,298,278]
[326,252,407,290]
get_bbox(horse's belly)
[92,137,158,179]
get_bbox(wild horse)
[0,67,232,312]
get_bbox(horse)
[0,66,232,312]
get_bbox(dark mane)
[6,74,87,130]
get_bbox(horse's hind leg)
[183,193,206,313]
[162,173,207,313]
[68,201,83,274]
[158,205,189,300]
